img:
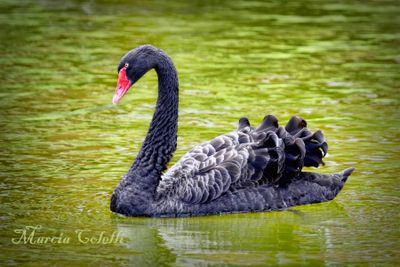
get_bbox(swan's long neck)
[128,53,179,190]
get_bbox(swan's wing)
[156,136,252,204]
[156,115,328,204]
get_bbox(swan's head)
[113,45,159,104]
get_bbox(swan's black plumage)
[110,45,354,217]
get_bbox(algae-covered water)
[0,0,399,266]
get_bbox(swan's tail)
[281,167,355,206]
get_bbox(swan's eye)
[124,63,129,68]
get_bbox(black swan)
[110,44,354,217]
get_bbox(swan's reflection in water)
[115,202,349,266]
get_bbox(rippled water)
[0,0,399,266]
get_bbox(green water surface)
[0,0,399,266]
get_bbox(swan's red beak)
[112,67,132,104]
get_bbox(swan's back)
[156,115,328,204]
